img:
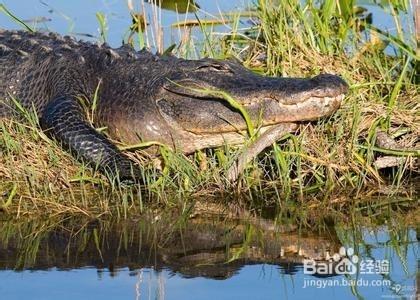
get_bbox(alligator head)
[103,57,348,154]
[159,58,348,134]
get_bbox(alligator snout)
[309,73,349,97]
[261,73,348,105]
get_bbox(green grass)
[0,0,418,220]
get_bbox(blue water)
[0,0,406,50]
[0,227,417,300]
[0,0,251,51]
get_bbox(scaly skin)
[0,29,348,181]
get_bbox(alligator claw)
[103,159,144,185]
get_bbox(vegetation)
[0,0,418,220]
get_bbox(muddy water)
[0,216,418,299]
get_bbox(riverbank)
[0,0,418,219]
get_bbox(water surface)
[0,0,405,50]
[0,0,251,51]
[0,217,418,299]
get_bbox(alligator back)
[1,30,108,118]
[0,29,150,181]
[0,29,150,118]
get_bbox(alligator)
[0,29,348,182]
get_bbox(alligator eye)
[195,64,232,73]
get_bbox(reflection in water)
[0,216,339,278]
[0,215,417,299]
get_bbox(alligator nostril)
[312,74,349,95]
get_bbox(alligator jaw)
[241,93,346,125]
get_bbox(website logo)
[303,246,389,276]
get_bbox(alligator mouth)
[239,93,346,124]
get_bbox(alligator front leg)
[40,96,143,183]
[226,123,298,182]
